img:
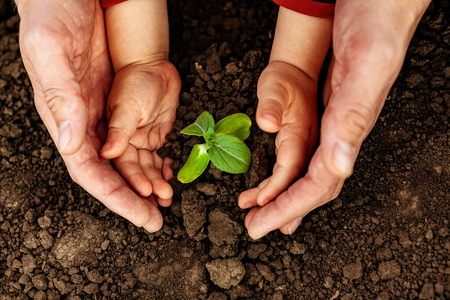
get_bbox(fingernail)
[101,142,112,152]
[288,217,302,235]
[251,233,265,240]
[262,111,280,126]
[334,140,354,175]
[58,121,72,153]
[241,202,254,209]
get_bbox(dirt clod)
[206,258,245,289]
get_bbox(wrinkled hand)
[17,0,169,232]
[100,61,181,207]
[240,0,431,239]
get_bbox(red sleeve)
[273,0,335,19]
[101,0,128,8]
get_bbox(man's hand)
[17,0,167,232]
[240,0,431,239]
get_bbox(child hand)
[238,7,332,238]
[101,60,181,206]
[238,60,319,212]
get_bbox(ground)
[0,0,448,299]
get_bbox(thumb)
[321,72,387,178]
[100,101,140,159]
[256,62,299,133]
[100,73,142,159]
[35,56,87,156]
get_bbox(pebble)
[323,276,334,289]
[24,209,35,222]
[438,226,448,237]
[22,254,36,275]
[419,282,434,299]
[70,274,83,284]
[23,232,40,249]
[289,241,307,255]
[332,198,343,210]
[378,260,401,280]
[39,147,53,160]
[376,248,393,261]
[206,258,245,289]
[256,263,276,282]
[87,269,104,283]
[37,216,52,229]
[247,243,267,259]
[34,291,47,300]
[196,182,217,196]
[434,282,444,295]
[32,274,48,291]
[53,279,71,295]
[207,209,242,246]
[343,261,363,280]
[83,283,99,294]
[38,230,54,249]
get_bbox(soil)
[0,0,448,299]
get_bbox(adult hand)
[239,0,431,239]
[17,0,166,232]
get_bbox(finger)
[114,145,153,197]
[63,143,163,230]
[255,125,311,207]
[320,67,389,178]
[279,217,302,235]
[138,150,173,201]
[238,179,269,209]
[255,65,291,133]
[245,147,344,239]
[142,199,163,232]
[244,207,261,230]
[142,197,163,233]
[162,156,174,181]
[101,101,140,159]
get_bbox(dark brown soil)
[0,0,448,299]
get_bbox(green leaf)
[214,113,251,140]
[177,144,210,183]
[209,135,251,174]
[180,111,215,137]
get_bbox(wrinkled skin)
[17,0,172,232]
[240,0,431,239]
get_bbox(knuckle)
[42,87,65,115]
[342,105,372,139]
[108,125,131,139]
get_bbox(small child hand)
[100,60,181,205]
[239,61,319,210]
[238,7,333,239]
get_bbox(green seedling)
[177,111,252,183]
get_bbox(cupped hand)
[100,61,181,207]
[239,61,319,211]
[17,0,167,232]
[240,0,431,239]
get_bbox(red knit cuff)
[101,0,128,8]
[273,0,335,19]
